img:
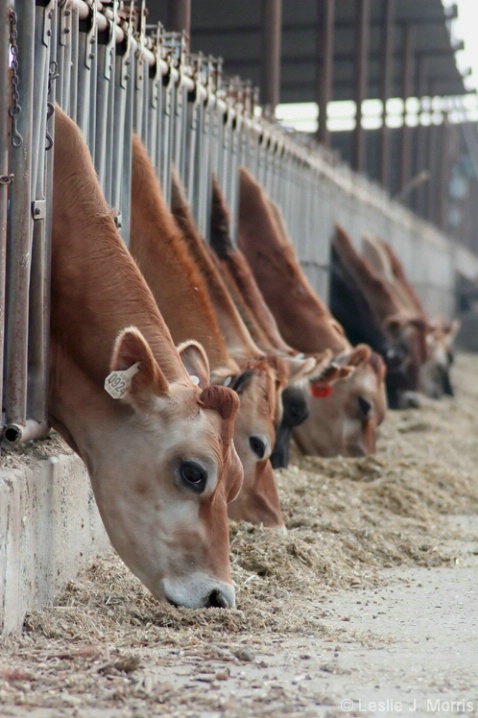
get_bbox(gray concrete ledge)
[0,454,109,637]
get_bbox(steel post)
[5,0,35,429]
[352,0,370,173]
[378,0,395,189]
[0,0,11,426]
[261,0,282,119]
[398,24,415,203]
[316,0,335,147]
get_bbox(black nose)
[205,589,231,609]
[249,435,267,459]
[270,447,288,470]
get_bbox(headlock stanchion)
[0,0,467,446]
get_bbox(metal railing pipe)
[5,0,35,429]
[0,0,11,423]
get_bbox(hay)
[1,353,478,716]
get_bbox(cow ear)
[177,340,210,389]
[286,353,326,382]
[107,327,170,405]
[347,343,371,367]
[446,319,460,342]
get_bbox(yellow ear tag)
[105,362,141,399]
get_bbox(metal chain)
[45,61,59,151]
[8,8,23,149]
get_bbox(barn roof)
[147,0,468,104]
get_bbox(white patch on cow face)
[162,572,236,608]
[89,382,239,608]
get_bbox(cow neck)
[129,135,238,378]
[170,172,262,363]
[381,241,427,317]
[50,108,188,395]
[334,226,400,321]
[238,167,348,355]
[210,178,296,356]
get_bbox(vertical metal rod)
[166,0,191,44]
[378,0,395,189]
[58,0,72,114]
[261,0,282,119]
[69,4,79,118]
[94,44,109,182]
[414,57,428,217]
[5,0,35,428]
[398,23,415,201]
[120,44,135,245]
[0,0,10,424]
[437,119,450,231]
[316,0,335,147]
[28,1,53,428]
[352,0,370,173]
[112,28,131,232]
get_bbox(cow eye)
[358,396,372,419]
[249,435,267,459]
[179,461,208,493]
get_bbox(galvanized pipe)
[3,419,51,446]
[0,0,11,426]
[27,0,54,431]
[5,0,35,429]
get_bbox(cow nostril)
[249,435,266,459]
[205,589,230,609]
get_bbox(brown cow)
[130,136,284,528]
[363,234,459,399]
[332,226,429,408]
[50,106,243,609]
[238,168,387,457]
[209,176,335,467]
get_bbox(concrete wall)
[0,454,108,636]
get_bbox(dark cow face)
[270,384,309,469]
[383,315,428,407]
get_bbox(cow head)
[293,346,387,457]
[270,351,330,469]
[419,319,460,399]
[225,358,285,528]
[382,314,429,407]
[95,328,243,609]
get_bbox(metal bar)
[166,0,191,44]
[111,24,131,232]
[261,0,282,119]
[69,3,79,118]
[316,0,335,147]
[5,0,35,429]
[414,57,429,217]
[398,23,415,201]
[378,0,395,189]
[352,0,370,173]
[94,14,116,188]
[76,4,94,140]
[0,0,10,426]
[120,42,135,245]
[27,1,54,431]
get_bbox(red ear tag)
[310,382,333,399]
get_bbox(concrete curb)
[0,454,109,636]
